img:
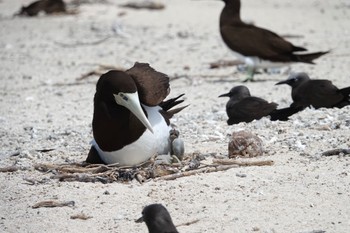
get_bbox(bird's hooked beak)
[114,92,154,134]
[218,92,230,97]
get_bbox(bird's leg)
[243,66,256,82]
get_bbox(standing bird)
[276,72,350,109]
[85,63,187,166]
[219,0,329,81]
[136,204,179,233]
[219,85,302,124]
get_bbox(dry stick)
[156,165,239,181]
[34,163,111,173]
[176,219,200,227]
[70,213,92,220]
[0,166,19,172]
[53,36,112,48]
[51,173,113,183]
[77,70,104,80]
[209,59,244,69]
[120,2,165,10]
[321,148,350,157]
[169,74,193,83]
[170,73,236,80]
[76,65,125,80]
[32,200,75,209]
[212,159,274,166]
[23,177,50,185]
[157,159,274,181]
[23,178,37,185]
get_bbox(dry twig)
[156,164,239,181]
[213,159,274,166]
[76,64,125,80]
[176,219,200,227]
[33,154,274,183]
[0,166,19,172]
[209,59,244,69]
[54,36,112,48]
[32,200,75,209]
[120,1,165,10]
[321,148,350,157]
[70,213,92,220]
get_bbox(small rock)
[236,173,247,178]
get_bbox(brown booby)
[136,204,179,233]
[219,0,329,81]
[276,72,350,109]
[85,62,187,166]
[219,85,303,124]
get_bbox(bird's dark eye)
[119,93,128,101]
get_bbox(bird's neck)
[92,101,146,151]
[220,0,242,26]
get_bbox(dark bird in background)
[17,0,66,16]
[219,0,329,81]
[276,72,350,109]
[86,63,187,166]
[136,204,179,233]
[219,85,302,124]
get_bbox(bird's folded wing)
[221,25,303,60]
[126,62,170,106]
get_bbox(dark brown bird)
[219,0,329,81]
[136,204,179,233]
[85,63,187,166]
[276,72,350,109]
[219,85,302,124]
[17,0,66,16]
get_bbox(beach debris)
[119,1,165,10]
[32,200,75,209]
[0,166,19,173]
[76,64,126,80]
[33,153,273,184]
[228,131,264,158]
[321,148,350,157]
[209,59,244,69]
[70,213,92,220]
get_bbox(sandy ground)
[1,0,350,232]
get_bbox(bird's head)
[219,85,251,100]
[136,204,176,232]
[275,72,310,88]
[96,70,154,133]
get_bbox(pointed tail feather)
[293,51,330,64]
[292,45,307,52]
[159,94,188,124]
[339,86,350,96]
[160,105,189,125]
[269,106,304,121]
[159,94,185,111]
